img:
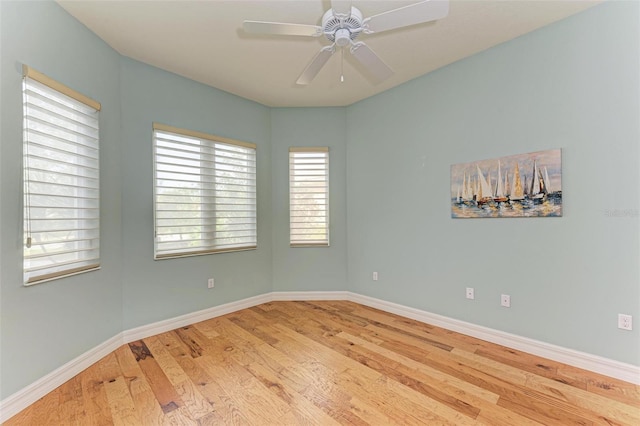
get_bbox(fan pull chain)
[340,48,345,83]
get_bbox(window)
[289,147,329,247]
[22,66,101,285]
[153,123,257,259]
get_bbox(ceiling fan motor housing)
[322,7,364,45]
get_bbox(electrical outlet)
[618,314,632,331]
[501,294,511,308]
[466,287,474,300]
[207,278,215,289]
[372,272,378,281]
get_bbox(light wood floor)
[5,301,640,425]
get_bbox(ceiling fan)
[243,0,449,85]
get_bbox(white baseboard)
[346,292,640,386]
[0,333,123,424]
[270,290,349,301]
[122,293,273,344]
[0,293,272,423]
[2,290,638,423]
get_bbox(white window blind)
[153,123,257,259]
[22,66,101,285]
[289,147,329,247]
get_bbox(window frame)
[22,65,101,285]
[152,123,257,259]
[289,147,330,247]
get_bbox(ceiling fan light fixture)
[335,28,351,47]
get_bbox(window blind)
[22,66,101,285]
[153,123,257,259]
[289,147,329,247]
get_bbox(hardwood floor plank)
[276,302,387,346]
[269,314,478,424]
[335,367,461,425]
[196,379,252,424]
[244,324,367,424]
[114,346,166,425]
[237,353,341,425]
[379,372,480,425]
[301,323,482,420]
[172,327,204,358]
[50,375,87,425]
[450,345,639,425]
[227,314,280,346]
[338,333,543,426]
[419,345,597,424]
[191,320,220,339]
[305,301,455,352]
[155,332,215,389]
[524,374,640,425]
[79,362,115,425]
[163,406,198,426]
[4,388,63,426]
[103,375,141,426]
[449,347,529,386]
[144,335,213,420]
[339,331,500,404]
[6,300,639,425]
[585,379,640,408]
[127,340,184,414]
[342,302,487,352]
[196,354,294,423]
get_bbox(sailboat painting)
[451,149,562,218]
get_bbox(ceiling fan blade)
[350,42,394,82]
[331,0,352,19]
[243,20,322,37]
[297,46,335,85]
[364,0,449,34]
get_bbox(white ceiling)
[57,0,601,107]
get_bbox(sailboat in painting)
[509,163,524,201]
[462,172,473,203]
[528,160,547,202]
[493,161,508,203]
[475,165,493,206]
[544,167,552,194]
[503,169,510,199]
[456,171,472,204]
[544,166,562,200]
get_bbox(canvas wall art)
[451,149,562,218]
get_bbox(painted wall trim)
[346,292,640,386]
[0,293,272,423]
[1,290,638,422]
[0,334,123,423]
[270,290,350,301]
[122,293,273,343]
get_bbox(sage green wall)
[119,58,273,329]
[346,1,640,365]
[0,0,274,399]
[271,108,348,291]
[0,0,123,398]
[1,0,638,405]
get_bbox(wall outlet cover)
[618,314,632,330]
[466,287,474,299]
[501,294,511,308]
